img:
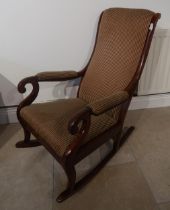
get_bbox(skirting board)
[129,93,170,110]
[0,107,18,125]
[1,93,170,124]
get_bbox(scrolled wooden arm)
[64,107,91,157]
[68,107,91,135]
[17,76,39,117]
[17,69,86,113]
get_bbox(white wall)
[0,0,170,106]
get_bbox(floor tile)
[0,124,20,149]
[126,107,170,203]
[53,162,158,210]
[0,124,53,210]
[72,139,135,174]
[159,202,170,210]
[1,106,170,210]
[102,140,135,166]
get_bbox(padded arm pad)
[88,91,129,115]
[36,71,80,81]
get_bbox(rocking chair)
[16,8,160,202]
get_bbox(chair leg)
[120,126,135,147]
[57,146,116,203]
[57,165,76,202]
[56,126,135,203]
[113,126,135,152]
[16,125,41,148]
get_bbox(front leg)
[15,76,41,148]
[16,125,41,148]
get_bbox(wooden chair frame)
[16,11,161,202]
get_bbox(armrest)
[88,91,129,116]
[64,91,128,157]
[17,70,85,113]
[36,70,82,82]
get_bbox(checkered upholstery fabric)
[20,8,155,157]
[21,99,117,156]
[79,8,154,103]
[88,91,129,115]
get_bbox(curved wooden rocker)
[16,8,160,202]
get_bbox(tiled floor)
[0,107,170,210]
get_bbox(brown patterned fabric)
[37,71,79,81]
[88,91,129,115]
[20,8,155,158]
[21,98,117,156]
[79,8,154,103]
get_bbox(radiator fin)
[138,29,170,95]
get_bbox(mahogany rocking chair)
[16,8,160,202]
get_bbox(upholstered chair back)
[79,8,154,103]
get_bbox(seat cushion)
[20,98,117,157]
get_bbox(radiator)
[138,29,170,96]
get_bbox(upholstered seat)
[20,98,118,156]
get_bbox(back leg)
[113,126,135,152]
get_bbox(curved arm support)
[16,68,86,121]
[17,68,87,119]
[17,76,39,118]
[64,107,91,158]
